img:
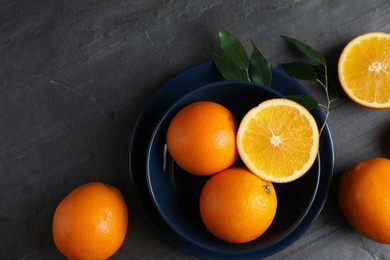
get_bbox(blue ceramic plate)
[129,61,334,259]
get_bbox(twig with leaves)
[208,20,337,135]
[207,20,271,86]
[280,36,338,135]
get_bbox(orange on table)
[236,98,319,183]
[338,32,390,109]
[199,167,277,243]
[52,182,128,260]
[338,157,390,244]
[166,101,238,176]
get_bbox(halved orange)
[236,98,319,183]
[338,32,390,109]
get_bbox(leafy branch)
[280,36,338,134]
[208,20,336,134]
[207,19,271,86]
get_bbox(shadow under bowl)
[146,80,320,255]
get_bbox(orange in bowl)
[200,167,277,243]
[237,98,319,183]
[166,101,238,176]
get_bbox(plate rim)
[129,60,335,259]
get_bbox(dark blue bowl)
[146,80,320,256]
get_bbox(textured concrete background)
[1,0,390,259]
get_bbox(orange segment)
[338,32,390,109]
[236,98,319,183]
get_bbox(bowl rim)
[146,79,322,253]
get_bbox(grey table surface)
[2,0,390,259]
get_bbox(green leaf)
[281,35,327,66]
[217,20,249,70]
[208,45,248,80]
[285,94,319,110]
[281,62,318,80]
[250,40,272,86]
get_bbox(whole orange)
[199,167,277,243]
[52,182,128,260]
[338,157,390,244]
[166,101,238,176]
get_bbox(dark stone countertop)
[1,0,390,259]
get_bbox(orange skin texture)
[52,182,128,260]
[338,157,390,244]
[199,167,277,243]
[166,101,238,176]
